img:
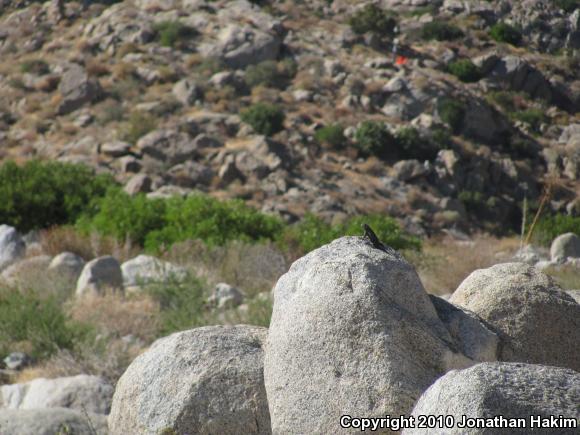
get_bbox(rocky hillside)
[0,0,580,237]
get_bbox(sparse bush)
[0,287,91,361]
[354,121,396,159]
[430,127,452,150]
[438,98,465,133]
[240,103,285,136]
[20,59,49,75]
[395,127,441,161]
[145,273,208,336]
[490,22,522,45]
[153,21,197,48]
[245,59,297,89]
[349,4,397,37]
[119,111,157,144]
[448,59,482,83]
[315,124,346,148]
[420,21,463,41]
[487,91,516,112]
[512,108,547,134]
[533,214,580,246]
[0,160,116,233]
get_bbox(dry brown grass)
[408,235,520,296]
[18,339,145,385]
[68,292,160,343]
[164,240,287,297]
[40,226,140,263]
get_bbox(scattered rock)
[404,362,580,435]
[450,262,580,371]
[124,173,152,195]
[48,252,85,280]
[0,375,113,415]
[109,325,271,435]
[57,64,102,115]
[1,255,51,287]
[136,129,198,166]
[172,78,203,106]
[0,225,25,272]
[550,232,580,262]
[121,255,186,287]
[75,255,123,297]
[3,352,31,371]
[0,408,108,435]
[208,282,245,309]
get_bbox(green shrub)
[437,98,465,133]
[80,191,284,251]
[119,111,157,144]
[145,195,284,251]
[420,21,464,41]
[448,59,482,83]
[0,160,116,233]
[0,287,91,360]
[349,4,397,37]
[553,0,580,13]
[533,214,580,246]
[354,121,396,158]
[315,124,346,148]
[395,127,441,161]
[280,213,421,255]
[240,103,285,136]
[245,59,297,89]
[430,127,452,150]
[487,91,516,112]
[512,108,547,133]
[20,59,49,75]
[490,22,522,45]
[153,21,197,48]
[77,190,166,246]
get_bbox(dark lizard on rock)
[362,223,398,256]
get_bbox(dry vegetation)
[409,235,521,295]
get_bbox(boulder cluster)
[1,235,572,434]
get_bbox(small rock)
[100,141,131,158]
[209,283,245,309]
[550,232,580,262]
[172,79,203,106]
[3,352,31,371]
[0,225,25,272]
[124,174,152,196]
[48,252,85,280]
[121,255,186,287]
[75,256,123,297]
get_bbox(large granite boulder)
[57,64,102,115]
[265,237,474,435]
[121,255,187,287]
[450,262,580,371]
[109,325,271,435]
[403,362,580,435]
